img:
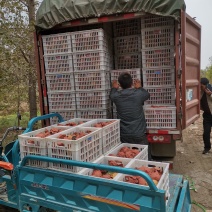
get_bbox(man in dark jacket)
[200,77,212,154]
[110,72,151,159]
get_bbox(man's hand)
[112,80,119,89]
[205,88,212,96]
[134,79,142,89]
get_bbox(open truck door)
[181,11,201,129]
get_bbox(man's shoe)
[202,149,210,154]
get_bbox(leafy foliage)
[0,0,39,116]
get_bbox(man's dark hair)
[200,77,209,85]
[118,72,133,89]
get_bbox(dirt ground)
[172,114,212,211]
[0,115,211,211]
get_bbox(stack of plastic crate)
[71,29,113,119]
[42,33,76,124]
[141,15,176,128]
[113,19,141,69]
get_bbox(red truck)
[34,0,201,158]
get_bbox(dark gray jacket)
[110,87,150,139]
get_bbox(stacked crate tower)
[141,16,176,129]
[112,19,142,118]
[71,29,113,119]
[42,33,76,124]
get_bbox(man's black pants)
[203,112,212,150]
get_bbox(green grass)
[0,112,30,131]
[0,112,42,147]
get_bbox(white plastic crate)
[74,71,110,91]
[77,108,112,119]
[42,33,72,55]
[46,73,75,92]
[141,15,174,29]
[80,119,120,154]
[114,35,141,55]
[110,68,141,82]
[144,106,176,129]
[145,87,176,106]
[71,29,109,52]
[49,110,77,125]
[55,118,91,127]
[141,26,174,49]
[18,126,69,168]
[78,155,132,180]
[142,67,175,87]
[115,159,170,201]
[73,51,110,71]
[44,54,73,74]
[115,54,141,69]
[113,19,141,37]
[48,92,76,110]
[106,143,148,160]
[76,90,110,109]
[142,47,175,68]
[47,127,102,172]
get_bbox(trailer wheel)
[39,207,58,212]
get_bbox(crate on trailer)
[18,126,69,168]
[110,68,141,82]
[115,54,141,69]
[145,87,176,106]
[78,155,132,180]
[141,26,174,49]
[55,118,91,127]
[106,143,148,161]
[142,47,175,68]
[81,119,120,154]
[73,51,110,71]
[77,108,112,119]
[144,106,176,129]
[142,67,175,87]
[48,92,76,111]
[42,33,72,55]
[46,73,75,92]
[113,19,141,37]
[49,110,77,125]
[141,15,174,29]
[76,90,110,109]
[71,29,109,52]
[115,159,170,201]
[47,127,102,172]
[114,35,141,55]
[44,54,73,74]
[74,71,110,90]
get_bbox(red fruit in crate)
[101,174,111,179]
[138,177,148,186]
[27,140,34,144]
[92,170,102,177]
[94,123,102,128]
[125,151,134,158]
[58,134,66,139]
[149,172,161,181]
[125,176,138,184]
[117,151,125,157]
[119,147,130,153]
[108,154,116,156]
[57,142,64,146]
[131,149,140,156]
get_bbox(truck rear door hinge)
[41,79,45,85]
[178,68,182,78]
[178,112,183,119]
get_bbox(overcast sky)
[185,0,212,69]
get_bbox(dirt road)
[172,115,212,211]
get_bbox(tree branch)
[19,47,30,64]
[18,0,28,8]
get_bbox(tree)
[205,57,212,82]
[0,0,39,119]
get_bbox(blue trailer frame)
[0,114,191,212]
